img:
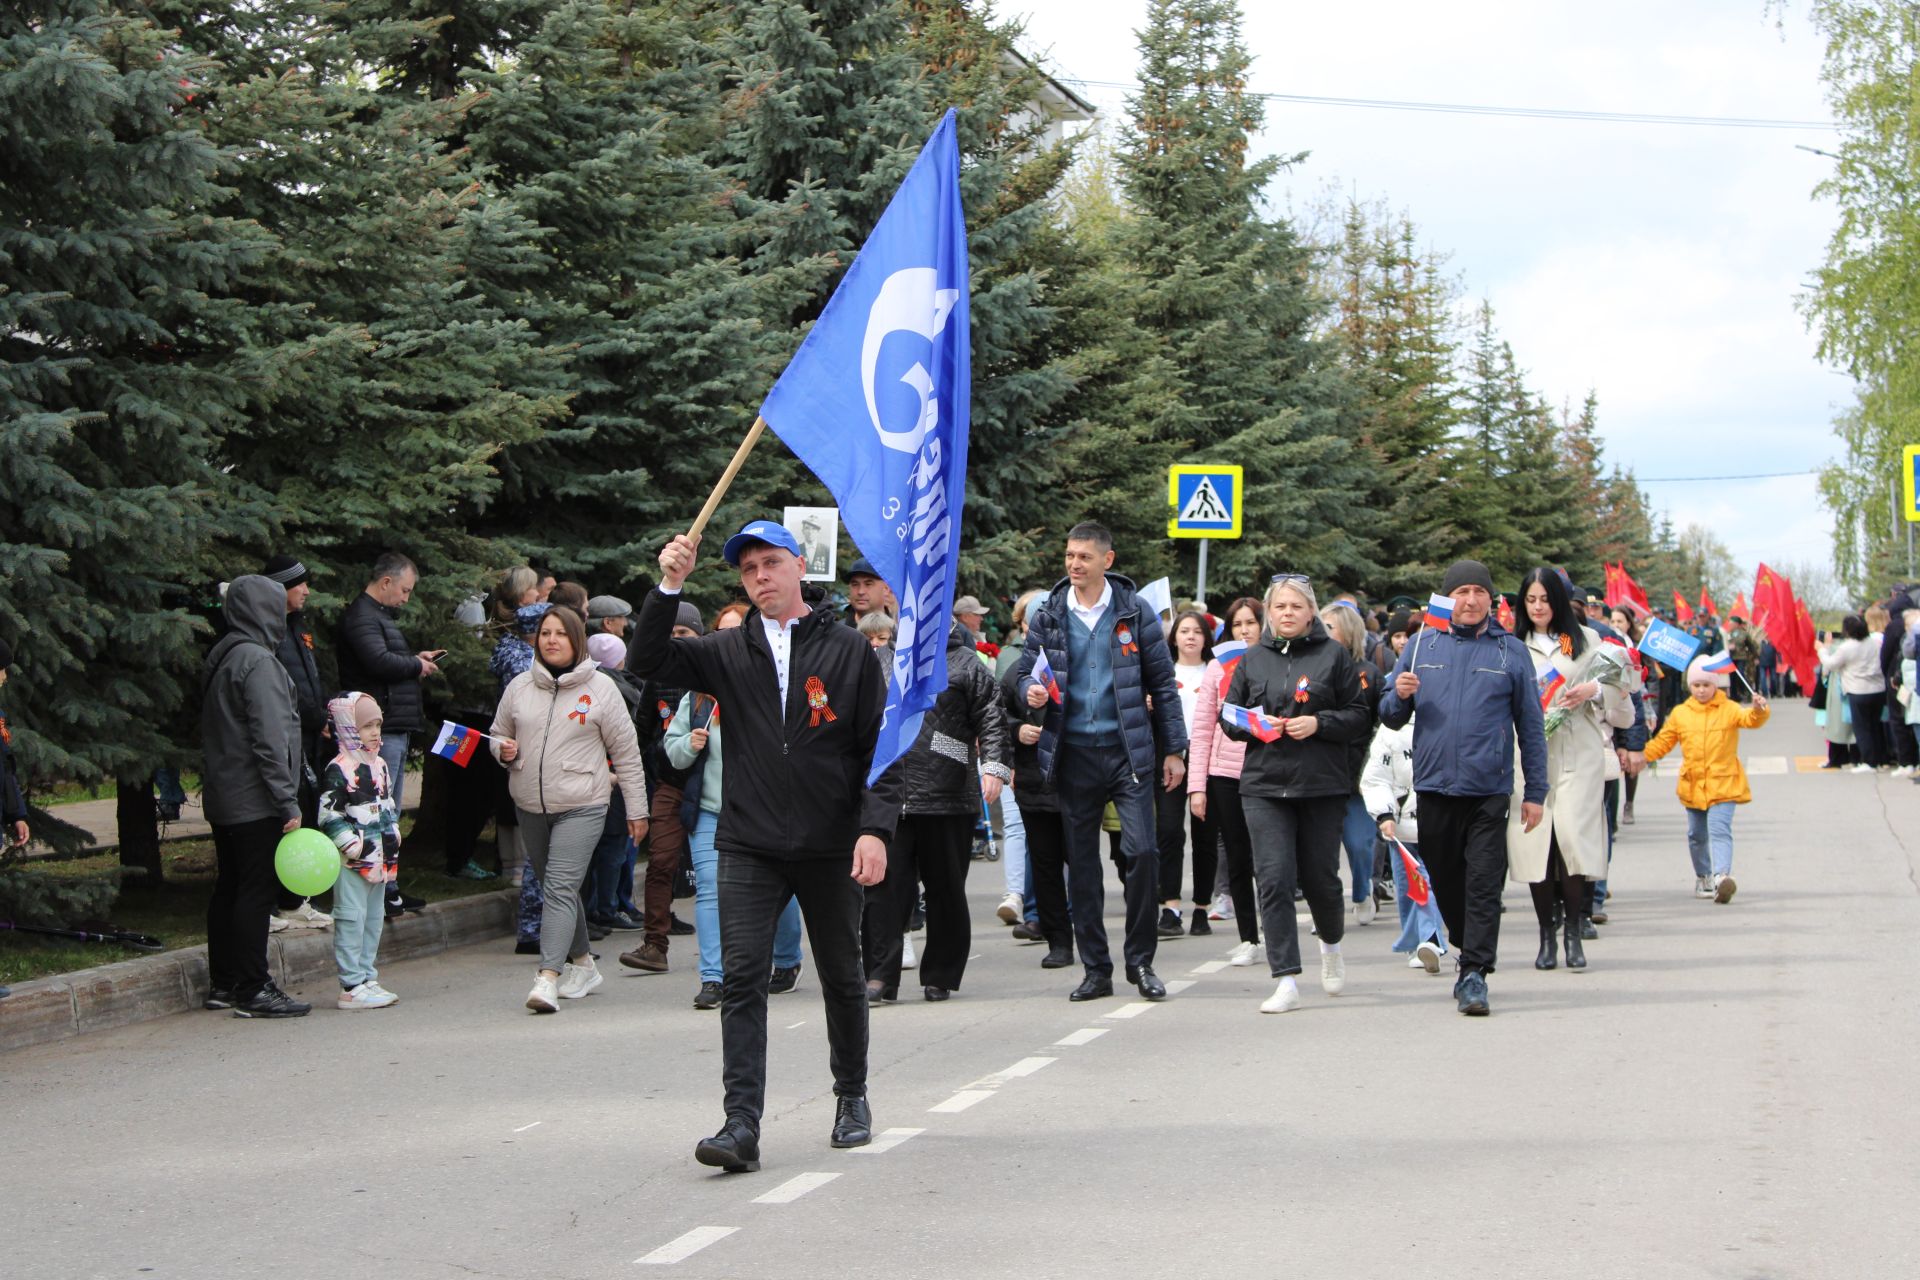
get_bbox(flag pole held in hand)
[688,416,768,540]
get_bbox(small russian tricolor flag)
[1212,639,1249,694]
[1424,593,1454,631]
[1030,647,1064,706]
[1701,651,1736,674]
[1220,702,1286,744]
[430,720,483,767]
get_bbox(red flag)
[1699,588,1716,618]
[1732,591,1749,620]
[1618,564,1651,613]
[1673,591,1695,624]
[1790,598,1820,691]
[1496,595,1516,631]
[1753,563,1787,629]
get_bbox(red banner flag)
[1673,591,1695,624]
[1699,588,1717,618]
[1732,591,1749,620]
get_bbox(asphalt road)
[5,712,1916,1280]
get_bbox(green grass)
[0,835,507,987]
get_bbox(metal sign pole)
[1197,538,1209,606]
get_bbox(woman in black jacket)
[863,623,1012,1002]
[1220,575,1370,1015]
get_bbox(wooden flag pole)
[688,416,768,540]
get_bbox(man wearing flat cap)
[587,594,633,639]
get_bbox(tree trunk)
[116,776,163,882]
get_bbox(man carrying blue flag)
[632,522,900,1173]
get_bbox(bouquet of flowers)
[1541,642,1633,738]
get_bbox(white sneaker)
[1415,941,1441,974]
[1895,766,1915,779]
[365,981,399,1004]
[1209,893,1234,921]
[1228,940,1259,967]
[1320,948,1346,996]
[558,958,603,1000]
[1694,876,1716,899]
[1353,896,1377,926]
[1852,763,1874,773]
[1713,874,1738,904]
[1260,977,1302,1014]
[277,900,332,929]
[526,974,559,1013]
[901,933,918,970]
[267,914,292,934]
[996,892,1022,925]
[1408,954,1427,968]
[337,982,397,1011]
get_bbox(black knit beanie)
[1440,560,1495,597]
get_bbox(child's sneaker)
[337,983,397,1011]
[1694,876,1715,899]
[365,981,399,1004]
[1713,875,1738,904]
[558,958,603,1001]
[526,974,559,1013]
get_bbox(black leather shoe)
[830,1096,872,1149]
[923,986,950,1002]
[1010,920,1045,942]
[1068,973,1113,1002]
[1135,965,1167,1001]
[1040,946,1074,969]
[695,1118,760,1172]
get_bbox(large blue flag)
[759,110,970,784]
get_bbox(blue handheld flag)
[1640,617,1702,672]
[759,110,971,784]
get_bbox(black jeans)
[1155,778,1213,906]
[1414,792,1510,976]
[1018,799,1072,951]
[1206,775,1260,945]
[207,815,284,999]
[1848,692,1890,767]
[865,813,972,993]
[717,850,867,1128]
[1240,794,1346,977]
[1055,740,1160,978]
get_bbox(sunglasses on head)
[1270,572,1309,586]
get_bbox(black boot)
[1563,916,1587,970]
[1534,924,1558,970]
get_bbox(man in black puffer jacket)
[862,623,1011,1002]
[1013,521,1187,1005]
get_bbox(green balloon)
[275,827,342,897]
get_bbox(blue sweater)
[1063,607,1121,745]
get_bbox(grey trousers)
[519,805,608,973]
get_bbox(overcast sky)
[1014,0,1850,584]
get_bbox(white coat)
[1507,627,1633,882]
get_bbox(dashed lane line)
[852,1127,925,1155]
[1163,979,1196,995]
[1189,960,1228,975]
[752,1172,842,1205]
[929,1090,995,1114]
[1054,1027,1109,1046]
[1103,1001,1158,1019]
[635,1226,738,1265]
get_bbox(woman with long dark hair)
[1156,610,1215,937]
[1508,569,1631,972]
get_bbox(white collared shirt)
[1069,579,1113,631]
[761,608,809,712]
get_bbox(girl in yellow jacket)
[1643,654,1770,904]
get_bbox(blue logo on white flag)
[1640,617,1702,672]
[759,110,970,784]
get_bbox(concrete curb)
[0,889,514,1053]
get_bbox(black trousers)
[1019,800,1072,951]
[1155,779,1213,906]
[864,813,972,993]
[1240,794,1346,977]
[1413,792,1510,976]
[438,732,502,873]
[718,850,867,1127]
[1206,775,1260,945]
[207,815,284,999]
[1055,740,1160,977]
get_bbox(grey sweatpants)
[519,805,608,974]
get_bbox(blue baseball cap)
[722,520,804,567]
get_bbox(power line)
[1636,469,1819,483]
[1055,78,1836,131]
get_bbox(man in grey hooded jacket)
[201,574,311,1018]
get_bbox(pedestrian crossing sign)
[1168,465,1242,539]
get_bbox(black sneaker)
[668,913,695,936]
[232,985,311,1019]
[1188,913,1212,937]
[203,987,234,1011]
[1455,971,1489,1017]
[1156,908,1183,938]
[693,981,723,1010]
[609,911,646,932]
[396,892,426,914]
[586,922,611,941]
[768,964,802,995]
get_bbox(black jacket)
[275,609,327,746]
[0,707,25,826]
[902,624,1013,816]
[1221,617,1371,800]
[1343,655,1382,790]
[335,592,425,732]
[629,588,902,858]
[999,656,1056,813]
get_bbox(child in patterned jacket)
[320,692,403,1009]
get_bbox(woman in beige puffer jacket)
[491,606,648,1013]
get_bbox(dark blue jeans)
[584,789,630,920]
[1054,740,1160,978]
[717,850,868,1127]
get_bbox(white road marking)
[853,1127,924,1155]
[511,1121,542,1133]
[1745,755,1789,775]
[1190,960,1228,974]
[1054,1027,1109,1046]
[1163,979,1195,995]
[929,1090,994,1114]
[752,1172,841,1205]
[785,1022,806,1030]
[1103,1002,1157,1019]
[635,1226,737,1265]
